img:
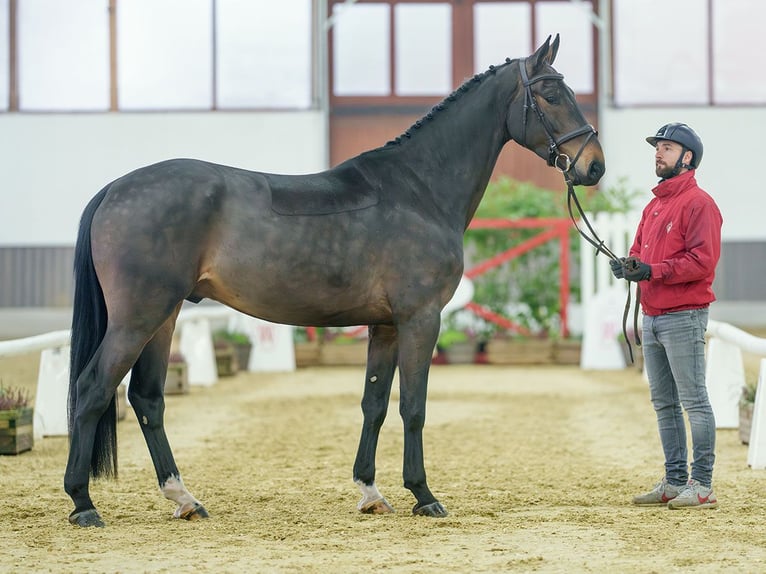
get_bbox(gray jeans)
[642,308,716,487]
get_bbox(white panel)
[474,2,531,73]
[0,0,8,110]
[118,0,213,110]
[0,111,326,245]
[333,3,390,96]
[17,0,109,111]
[217,0,312,109]
[613,0,707,106]
[713,0,766,104]
[394,3,451,96]
[536,1,594,93]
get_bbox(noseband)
[517,58,597,177]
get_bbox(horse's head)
[507,35,605,186]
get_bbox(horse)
[65,34,604,527]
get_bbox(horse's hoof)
[412,501,448,517]
[359,497,395,515]
[69,508,105,528]
[177,503,209,521]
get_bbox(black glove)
[609,257,626,279]
[623,256,651,281]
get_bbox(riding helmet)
[646,123,703,168]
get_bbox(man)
[610,123,723,509]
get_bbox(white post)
[179,318,218,386]
[705,337,745,429]
[747,359,766,469]
[34,345,71,438]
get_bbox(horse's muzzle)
[575,159,605,186]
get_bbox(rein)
[515,59,641,363]
[564,175,642,364]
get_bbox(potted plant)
[0,383,33,455]
[212,329,252,375]
[215,329,253,372]
[319,327,368,366]
[436,328,477,364]
[740,381,757,445]
[293,327,321,367]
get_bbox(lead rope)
[563,172,642,363]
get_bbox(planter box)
[486,339,553,365]
[553,340,581,365]
[233,343,252,372]
[0,407,34,455]
[320,342,368,366]
[295,342,321,367]
[165,362,190,395]
[444,341,477,364]
[740,402,754,445]
[215,345,238,377]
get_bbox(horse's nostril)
[589,161,605,182]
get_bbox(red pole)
[558,222,570,339]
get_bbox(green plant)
[742,381,757,406]
[467,176,639,337]
[437,328,469,349]
[213,329,251,346]
[0,383,30,410]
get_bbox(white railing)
[0,304,296,439]
[706,319,766,469]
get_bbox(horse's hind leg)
[66,331,147,527]
[353,324,398,514]
[127,310,208,521]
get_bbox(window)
[332,3,391,96]
[0,0,8,110]
[712,0,766,104]
[216,0,312,109]
[17,0,110,111]
[474,3,531,74]
[612,0,766,106]
[117,0,213,110]
[394,3,452,96]
[536,1,594,93]
[2,0,314,112]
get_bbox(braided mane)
[385,57,516,147]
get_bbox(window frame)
[328,0,599,110]
[1,0,318,113]
[609,0,766,108]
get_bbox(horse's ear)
[532,34,560,70]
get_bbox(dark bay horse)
[66,35,604,527]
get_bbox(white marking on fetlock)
[161,474,202,518]
[354,479,385,510]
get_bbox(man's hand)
[623,256,651,281]
[609,257,626,279]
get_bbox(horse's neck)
[381,83,513,230]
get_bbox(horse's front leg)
[128,318,208,521]
[398,311,448,517]
[353,324,398,514]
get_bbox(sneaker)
[632,478,684,506]
[667,479,718,509]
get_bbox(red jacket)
[629,170,722,316]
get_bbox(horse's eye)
[543,94,559,105]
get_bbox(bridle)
[517,58,641,362]
[517,58,597,176]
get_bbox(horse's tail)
[68,185,118,479]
